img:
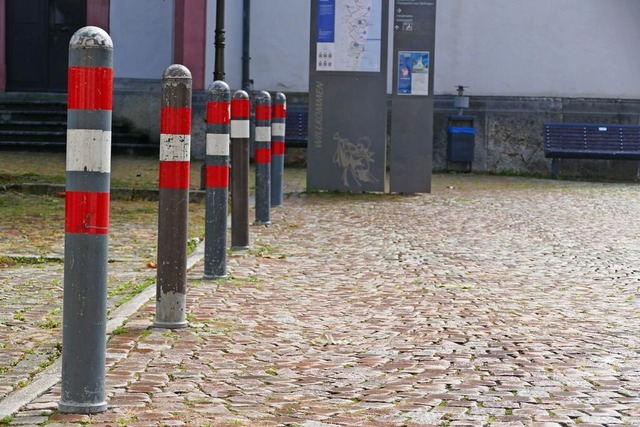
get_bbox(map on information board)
[316,0,382,72]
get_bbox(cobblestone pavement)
[2,172,640,426]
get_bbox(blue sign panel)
[317,0,335,43]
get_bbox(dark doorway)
[6,0,87,92]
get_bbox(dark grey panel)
[391,98,434,193]
[390,0,437,193]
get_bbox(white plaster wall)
[204,0,310,93]
[110,0,173,80]
[249,1,311,93]
[434,0,640,97]
[241,0,640,99]
[110,0,640,99]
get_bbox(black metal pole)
[204,0,226,191]
[242,0,251,92]
[214,0,226,81]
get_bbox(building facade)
[2,0,639,177]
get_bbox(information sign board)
[308,0,389,192]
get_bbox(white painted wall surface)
[204,0,311,93]
[110,0,174,80]
[111,0,640,99]
[240,0,640,99]
[435,0,640,98]
[249,1,311,93]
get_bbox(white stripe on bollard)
[206,133,231,156]
[159,134,191,160]
[255,126,271,142]
[231,120,250,138]
[66,129,112,172]
[271,122,286,137]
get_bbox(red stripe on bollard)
[68,66,113,110]
[64,191,110,234]
[255,147,271,164]
[272,104,286,119]
[159,161,190,189]
[231,98,250,118]
[207,101,230,124]
[272,141,285,155]
[255,105,271,121]
[206,165,230,188]
[160,107,192,135]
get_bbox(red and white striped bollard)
[204,80,231,279]
[230,90,251,249]
[254,91,271,224]
[155,64,192,328]
[271,92,286,207]
[60,26,112,414]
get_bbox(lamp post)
[214,0,225,81]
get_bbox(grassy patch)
[112,325,128,336]
[110,276,155,308]
[139,329,153,340]
[38,318,60,329]
[265,367,278,376]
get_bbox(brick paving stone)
[3,173,640,425]
[449,422,485,427]
[578,415,626,424]
[48,414,90,423]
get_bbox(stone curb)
[1,183,207,202]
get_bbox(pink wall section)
[173,0,207,90]
[87,0,110,32]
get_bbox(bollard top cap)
[163,64,192,80]
[69,26,113,50]
[208,80,231,101]
[274,92,287,104]
[232,90,249,100]
[255,91,271,105]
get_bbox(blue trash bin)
[447,116,475,170]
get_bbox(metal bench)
[284,106,308,148]
[543,122,640,178]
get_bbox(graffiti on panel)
[332,132,379,187]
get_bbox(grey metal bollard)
[270,92,286,207]
[155,64,192,328]
[254,91,272,224]
[204,81,231,279]
[230,90,251,249]
[59,26,112,414]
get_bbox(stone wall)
[112,81,640,180]
[434,97,640,180]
